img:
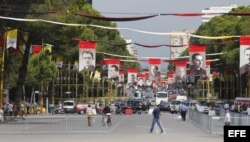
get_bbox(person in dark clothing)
[179,102,188,121]
[102,104,112,126]
[150,105,164,133]
[102,105,111,115]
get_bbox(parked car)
[189,100,209,113]
[159,101,170,111]
[126,99,145,113]
[74,103,96,114]
[170,100,181,113]
[63,100,75,113]
[74,103,88,114]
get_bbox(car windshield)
[64,102,74,106]
[160,101,169,105]
[171,101,180,105]
[156,93,167,98]
[198,101,208,106]
[168,90,178,95]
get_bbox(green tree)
[26,51,57,89]
[26,50,57,105]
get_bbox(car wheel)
[80,110,84,114]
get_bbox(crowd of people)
[0,101,40,123]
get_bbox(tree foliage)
[26,51,57,88]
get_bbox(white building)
[170,30,195,59]
[202,4,237,23]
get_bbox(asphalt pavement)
[0,112,223,142]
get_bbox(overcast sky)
[93,0,250,69]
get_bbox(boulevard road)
[0,112,222,142]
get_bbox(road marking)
[108,116,128,133]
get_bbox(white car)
[190,100,209,113]
[170,100,181,113]
[63,100,75,113]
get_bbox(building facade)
[201,4,237,23]
[170,30,195,59]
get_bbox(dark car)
[126,99,146,113]
[159,101,170,111]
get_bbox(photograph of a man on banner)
[79,50,96,71]
[119,72,124,83]
[79,40,96,72]
[240,36,250,75]
[108,64,119,79]
[188,45,207,84]
[189,52,207,83]
[175,61,187,84]
[149,65,161,81]
[175,66,186,83]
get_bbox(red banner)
[189,44,206,52]
[240,36,250,45]
[32,45,42,54]
[175,61,187,67]
[148,58,161,65]
[128,68,137,73]
[119,70,125,75]
[105,59,120,65]
[137,74,146,78]
[79,40,96,49]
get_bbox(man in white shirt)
[86,104,94,127]
[224,109,231,126]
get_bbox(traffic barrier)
[0,115,123,134]
[188,109,250,135]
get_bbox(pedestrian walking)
[8,103,14,117]
[20,101,27,120]
[224,109,231,126]
[179,102,188,121]
[149,105,164,133]
[86,104,93,127]
[224,102,229,110]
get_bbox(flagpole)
[0,32,6,108]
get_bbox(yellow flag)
[43,43,52,53]
[6,29,18,49]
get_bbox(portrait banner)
[167,74,174,84]
[107,59,120,79]
[100,59,109,77]
[137,74,146,87]
[148,58,161,81]
[188,44,207,83]
[119,70,125,83]
[127,68,137,85]
[240,36,250,75]
[175,61,187,83]
[79,40,96,72]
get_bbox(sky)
[93,0,250,69]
